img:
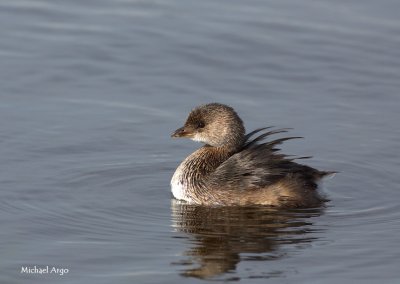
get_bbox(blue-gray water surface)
[1,0,400,283]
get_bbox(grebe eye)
[197,121,205,129]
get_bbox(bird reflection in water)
[170,199,325,280]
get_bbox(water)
[1,0,400,283]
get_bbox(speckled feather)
[209,129,328,189]
[171,103,333,207]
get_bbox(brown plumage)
[171,103,333,208]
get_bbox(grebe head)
[171,103,245,149]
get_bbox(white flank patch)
[170,179,186,201]
[170,165,192,202]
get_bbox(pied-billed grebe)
[171,103,333,207]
